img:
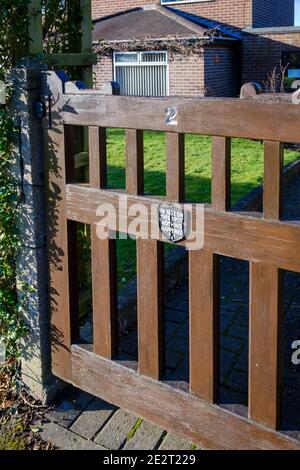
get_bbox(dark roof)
[168,8,242,40]
[92,5,239,43]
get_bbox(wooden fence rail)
[44,71,300,449]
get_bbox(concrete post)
[10,61,59,402]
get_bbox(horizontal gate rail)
[72,343,300,450]
[62,93,300,143]
[66,185,300,273]
[44,71,300,449]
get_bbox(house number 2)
[165,106,178,126]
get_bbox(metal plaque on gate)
[158,204,185,242]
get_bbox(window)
[160,0,208,4]
[114,51,169,96]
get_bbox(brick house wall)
[204,46,237,96]
[93,55,113,89]
[93,47,236,97]
[252,0,294,28]
[92,0,251,28]
[243,29,300,85]
[169,53,205,96]
[93,52,206,96]
[92,0,294,29]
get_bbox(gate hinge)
[34,94,51,129]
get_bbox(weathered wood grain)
[166,133,185,202]
[66,185,300,273]
[190,250,219,402]
[89,126,107,188]
[91,229,118,358]
[137,239,164,379]
[212,136,231,211]
[44,72,73,381]
[71,344,300,450]
[126,129,144,195]
[263,141,283,220]
[47,71,300,446]
[249,263,283,429]
[62,94,300,143]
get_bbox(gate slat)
[189,250,219,402]
[46,73,74,381]
[166,133,185,202]
[89,126,107,188]
[212,136,231,211]
[263,141,283,220]
[89,125,118,357]
[91,229,118,358]
[126,129,144,195]
[249,262,282,429]
[137,239,164,379]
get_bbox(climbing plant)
[0,0,85,366]
[0,1,30,365]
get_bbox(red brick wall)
[92,1,294,29]
[252,0,294,28]
[204,46,237,96]
[92,0,252,28]
[243,30,300,86]
[93,55,113,89]
[169,52,205,96]
[93,48,236,96]
[93,52,206,95]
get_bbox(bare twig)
[19,390,48,409]
[94,32,218,58]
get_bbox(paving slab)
[94,409,139,450]
[123,421,164,450]
[159,433,194,451]
[40,422,106,450]
[71,398,116,440]
[46,400,81,428]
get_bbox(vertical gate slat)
[212,136,231,211]
[46,74,74,380]
[249,262,282,429]
[89,126,118,357]
[89,126,107,188]
[126,129,144,195]
[263,141,283,220]
[166,133,185,202]
[189,250,219,402]
[91,228,118,357]
[137,239,164,379]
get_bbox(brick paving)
[39,175,300,449]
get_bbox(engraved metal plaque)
[158,203,185,242]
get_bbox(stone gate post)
[11,61,58,402]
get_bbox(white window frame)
[113,51,170,96]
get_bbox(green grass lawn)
[103,129,300,288]
[106,129,299,202]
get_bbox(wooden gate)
[44,71,300,450]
